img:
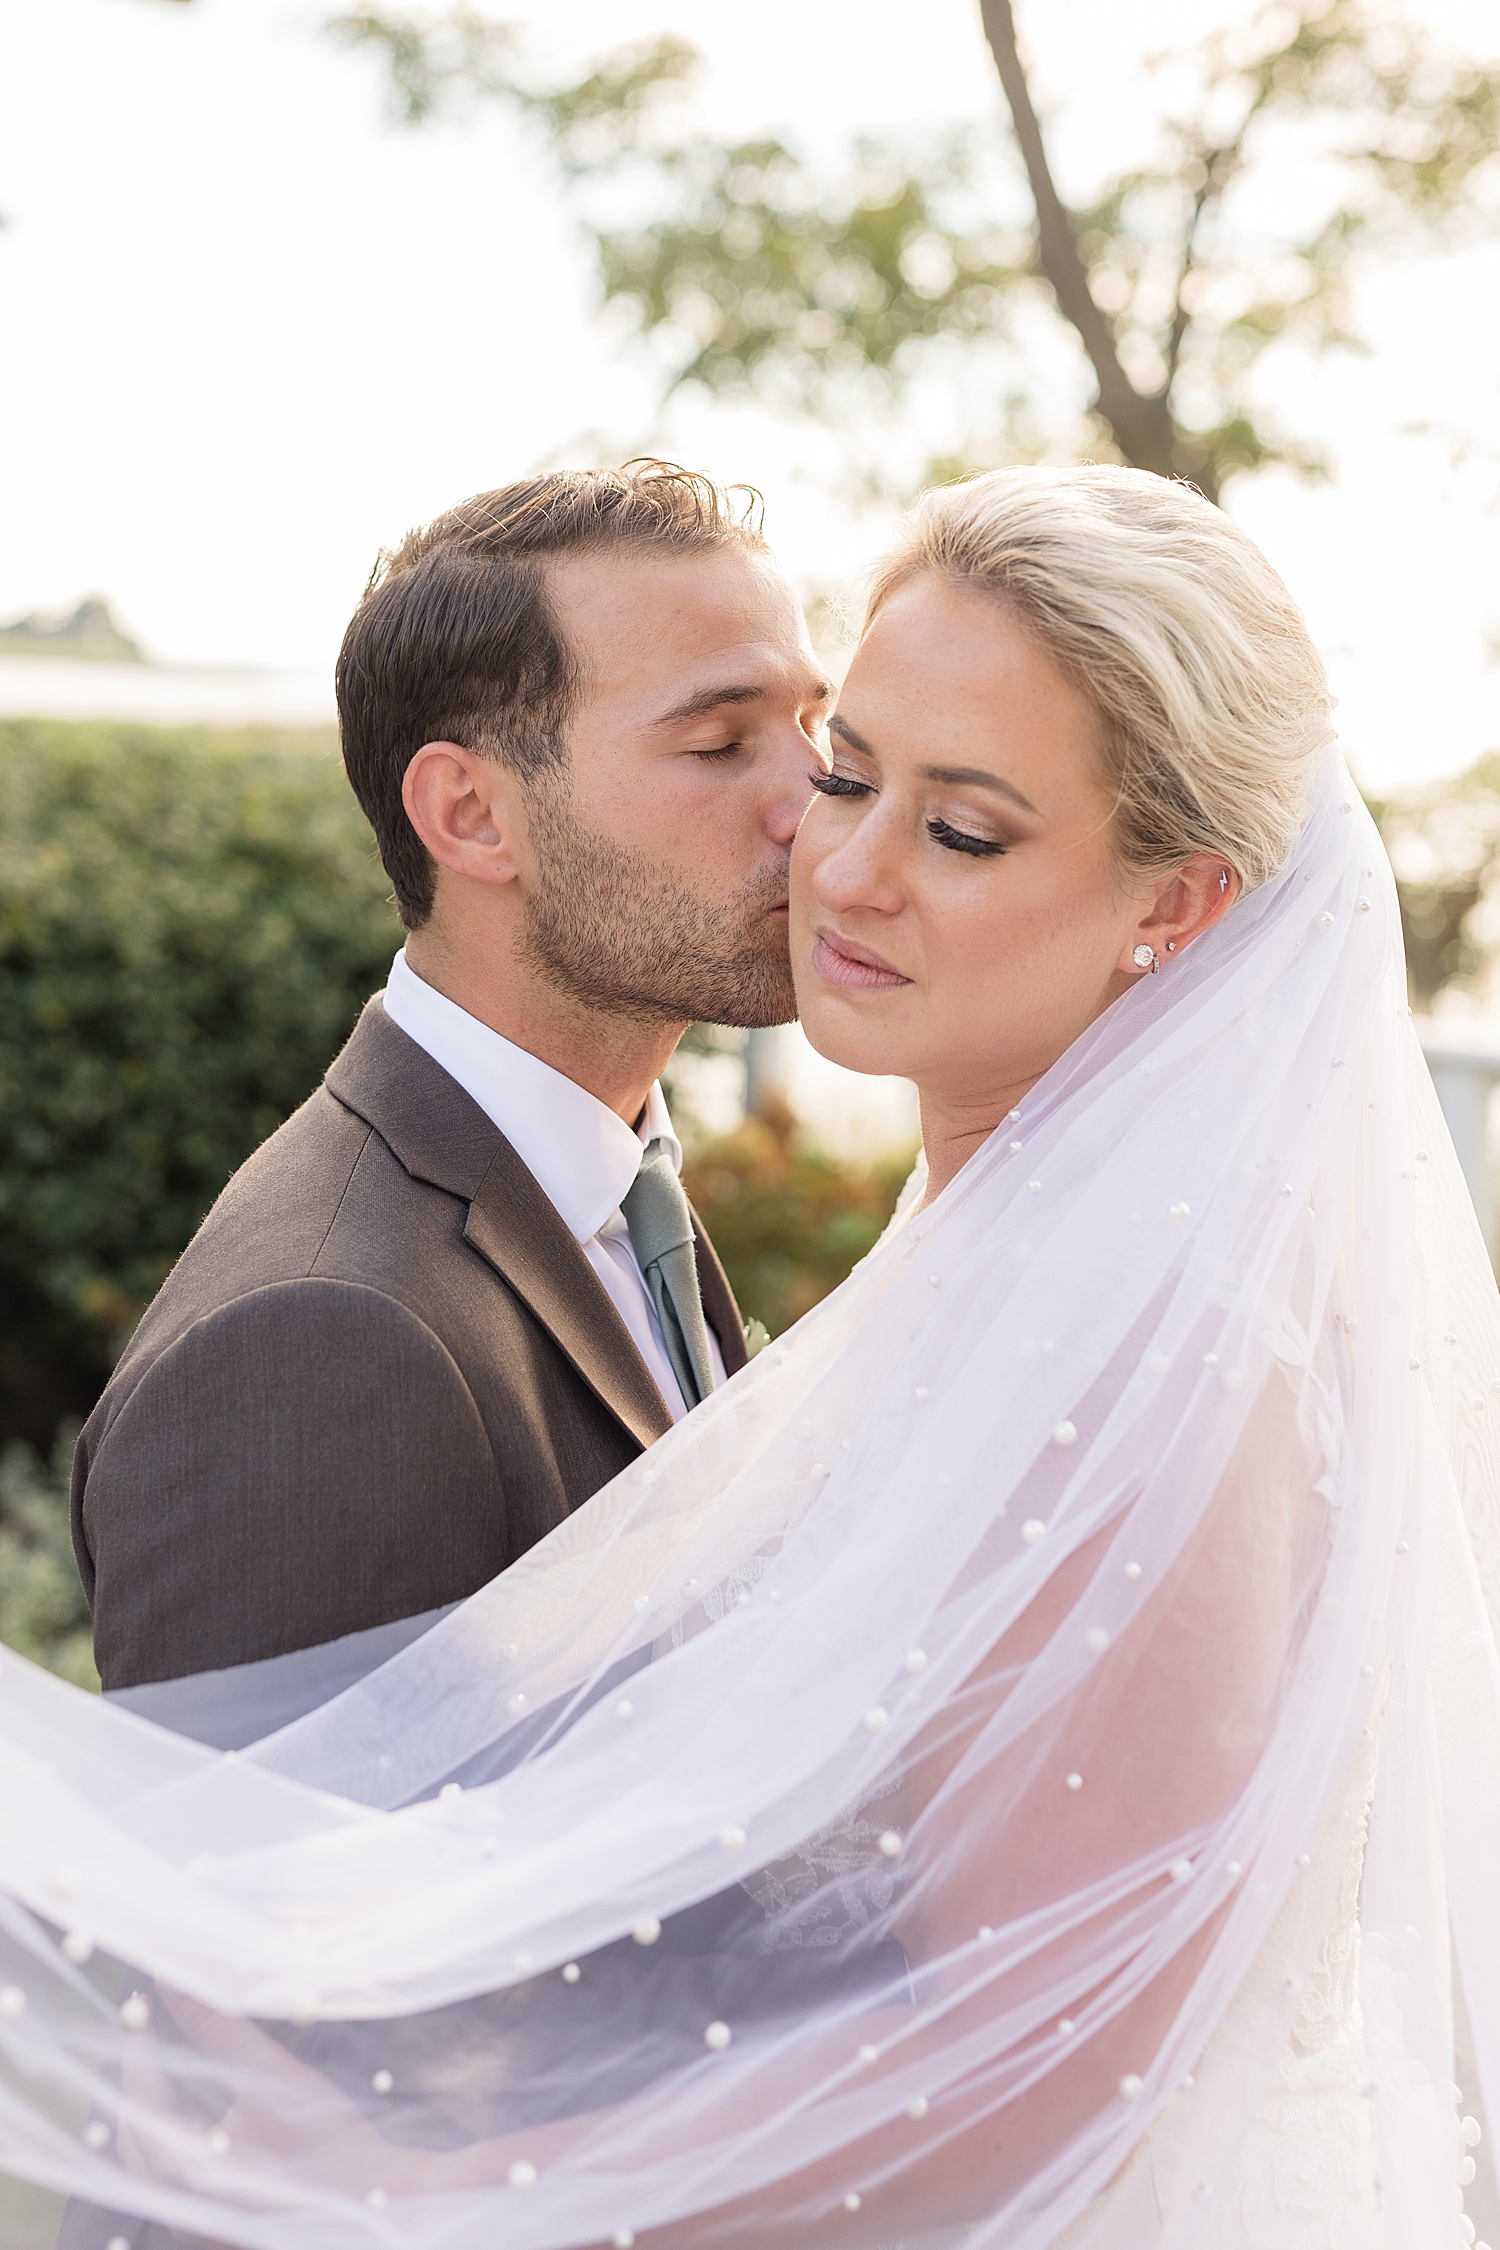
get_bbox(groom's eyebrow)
[654,678,834,726]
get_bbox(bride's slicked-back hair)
[867,465,1333,891]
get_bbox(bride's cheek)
[787,834,821,932]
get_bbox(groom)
[71,461,831,1703]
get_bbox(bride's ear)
[1120,854,1240,975]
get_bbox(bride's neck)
[918,1080,1037,1205]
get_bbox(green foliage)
[596,132,1028,421]
[683,1107,915,1339]
[0,1424,95,1690]
[329,9,694,161]
[0,720,401,1443]
[331,1,1500,504]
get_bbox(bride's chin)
[794,987,914,1080]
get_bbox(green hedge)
[0,1425,95,1689]
[0,719,402,1444]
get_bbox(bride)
[2,465,1496,2250]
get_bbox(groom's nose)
[763,725,822,848]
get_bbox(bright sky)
[2,0,1498,792]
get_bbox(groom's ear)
[402,742,528,891]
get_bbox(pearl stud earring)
[1132,944,1159,974]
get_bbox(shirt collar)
[380,949,681,1244]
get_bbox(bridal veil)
[1,750,1496,2248]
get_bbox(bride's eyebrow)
[920,762,1039,817]
[828,713,878,758]
[830,716,1039,818]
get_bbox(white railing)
[1416,1019,1500,1260]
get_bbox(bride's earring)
[1132,944,1160,974]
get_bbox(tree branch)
[1163,144,1227,385]
[1163,47,1280,391]
[977,0,1180,480]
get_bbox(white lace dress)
[861,1815,1381,2250]
[1042,1730,1387,2250]
[1120,1812,1382,2249]
[860,1728,1447,2250]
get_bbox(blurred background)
[2,0,1500,1706]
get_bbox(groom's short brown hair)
[337,460,766,928]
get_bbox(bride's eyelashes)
[926,816,1008,859]
[809,769,1010,857]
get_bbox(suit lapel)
[327,1000,675,1451]
[327,999,501,1202]
[692,1212,748,1377]
[464,1138,675,1451]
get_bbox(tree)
[330,0,1500,503]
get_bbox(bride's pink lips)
[812,928,912,992]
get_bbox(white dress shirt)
[381,948,725,1420]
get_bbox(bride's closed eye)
[926,816,1008,859]
[809,769,1010,857]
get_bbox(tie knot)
[622,1139,694,1268]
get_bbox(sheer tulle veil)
[2,749,1497,2248]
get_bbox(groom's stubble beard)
[518,778,798,1031]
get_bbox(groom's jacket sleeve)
[73,1281,505,1689]
[70,999,742,1694]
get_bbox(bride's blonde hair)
[866,464,1333,891]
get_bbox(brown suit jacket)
[71,998,746,1690]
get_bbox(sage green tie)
[621,1139,717,1410]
